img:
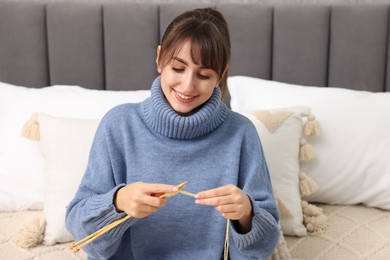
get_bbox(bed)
[1,1,390,259]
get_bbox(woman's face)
[157,40,220,115]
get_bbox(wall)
[2,0,390,3]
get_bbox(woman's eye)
[172,68,184,73]
[197,74,210,80]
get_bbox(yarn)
[12,218,46,248]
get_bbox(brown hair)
[158,8,231,100]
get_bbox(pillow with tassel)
[20,113,100,245]
[0,84,150,212]
[243,106,327,236]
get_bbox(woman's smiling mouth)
[175,90,196,102]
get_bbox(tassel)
[299,172,319,197]
[12,218,46,248]
[20,113,40,141]
[303,113,321,137]
[299,138,315,162]
[301,200,322,216]
[301,201,328,235]
[303,214,328,235]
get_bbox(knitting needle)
[178,190,196,197]
[70,181,190,252]
[70,215,131,252]
[159,181,187,198]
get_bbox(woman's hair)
[158,8,231,100]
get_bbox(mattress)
[1,204,389,260]
[0,210,86,260]
[285,204,390,259]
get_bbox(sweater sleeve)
[65,115,138,259]
[229,121,280,259]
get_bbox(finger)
[131,205,159,218]
[142,183,178,194]
[195,195,231,207]
[142,194,167,208]
[215,204,238,214]
[150,192,165,197]
[196,186,231,199]
[220,212,242,220]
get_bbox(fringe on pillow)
[301,201,328,235]
[299,171,319,197]
[20,113,40,141]
[299,138,315,162]
[12,218,46,248]
[303,113,321,137]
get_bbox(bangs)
[190,31,224,75]
[160,21,227,77]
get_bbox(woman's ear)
[156,45,162,73]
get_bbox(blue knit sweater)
[65,77,280,260]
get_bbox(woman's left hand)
[195,184,253,232]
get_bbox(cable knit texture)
[65,77,279,260]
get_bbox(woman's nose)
[181,73,195,93]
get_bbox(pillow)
[228,75,390,210]
[37,114,100,245]
[243,107,321,236]
[0,82,150,211]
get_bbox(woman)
[66,8,279,259]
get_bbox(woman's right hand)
[114,182,178,218]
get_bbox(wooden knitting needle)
[70,181,191,253]
[159,181,187,198]
[178,190,196,197]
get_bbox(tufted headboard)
[0,1,389,93]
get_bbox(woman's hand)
[114,182,178,218]
[195,184,253,233]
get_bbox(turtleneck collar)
[141,76,228,139]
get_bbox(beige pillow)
[243,106,321,236]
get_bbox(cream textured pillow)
[0,82,150,212]
[228,75,390,210]
[243,107,321,236]
[37,113,100,245]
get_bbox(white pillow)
[37,114,100,245]
[228,75,390,210]
[243,107,313,236]
[0,82,150,211]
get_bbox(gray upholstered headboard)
[0,1,389,92]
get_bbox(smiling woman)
[158,40,221,115]
[157,8,230,99]
[65,7,280,260]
